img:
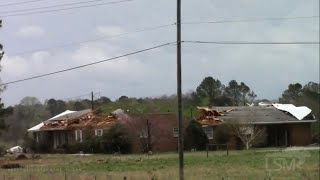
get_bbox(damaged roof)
[28,109,118,132]
[197,104,316,126]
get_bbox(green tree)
[239,82,250,105]
[195,76,223,106]
[225,80,241,106]
[279,83,303,103]
[0,20,13,136]
[102,123,132,154]
[20,96,41,106]
[184,120,208,150]
[0,100,13,135]
[46,99,67,116]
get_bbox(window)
[202,126,213,139]
[95,129,103,136]
[173,127,179,138]
[75,130,82,142]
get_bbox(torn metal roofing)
[272,103,312,120]
[196,104,316,126]
[28,110,79,132]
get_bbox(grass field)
[0,149,319,180]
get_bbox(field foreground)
[0,149,319,180]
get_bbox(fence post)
[226,144,229,156]
[206,144,209,158]
[64,172,67,180]
[3,174,5,180]
[94,175,97,180]
[123,176,127,180]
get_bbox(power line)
[0,0,117,14]
[9,23,174,56]
[0,0,134,18]
[183,41,320,45]
[0,0,47,7]
[1,42,174,86]
[181,16,320,25]
[62,92,100,101]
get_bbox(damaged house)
[28,109,117,151]
[197,104,317,148]
[28,109,185,153]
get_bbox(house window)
[75,130,83,142]
[203,126,213,139]
[173,127,179,137]
[95,129,103,136]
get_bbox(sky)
[0,0,319,106]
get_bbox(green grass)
[0,150,319,180]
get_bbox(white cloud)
[16,26,46,38]
[96,26,126,36]
[1,0,319,106]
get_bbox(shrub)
[213,123,233,144]
[62,143,83,154]
[83,136,103,153]
[184,119,208,150]
[102,123,133,154]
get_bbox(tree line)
[0,76,319,147]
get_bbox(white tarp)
[273,103,312,120]
[7,146,23,153]
[27,110,76,132]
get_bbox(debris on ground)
[1,163,23,169]
[15,154,28,160]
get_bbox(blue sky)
[0,0,319,106]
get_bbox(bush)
[214,123,233,144]
[102,123,133,154]
[62,143,83,154]
[83,136,103,153]
[0,145,6,156]
[184,120,208,150]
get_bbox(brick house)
[116,110,187,153]
[28,109,186,153]
[196,104,317,148]
[28,109,117,151]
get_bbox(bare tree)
[228,120,266,150]
[228,108,266,150]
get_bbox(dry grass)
[0,150,319,180]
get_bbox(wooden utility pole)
[177,0,184,180]
[91,91,94,110]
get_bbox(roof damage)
[196,106,235,126]
[28,109,118,132]
[196,104,316,126]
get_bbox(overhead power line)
[0,0,134,18]
[9,23,175,56]
[181,16,320,25]
[0,0,47,7]
[0,0,117,14]
[62,92,100,101]
[183,41,320,45]
[1,42,174,86]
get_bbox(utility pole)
[91,91,94,110]
[176,0,184,180]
